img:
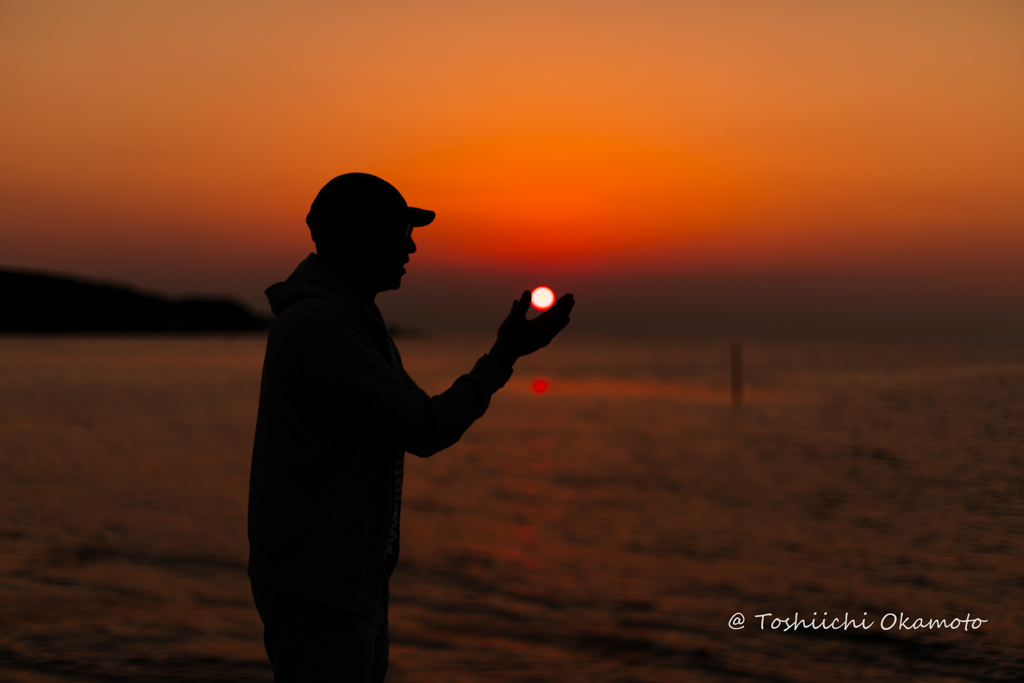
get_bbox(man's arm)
[299,306,512,458]
[388,338,430,399]
[295,289,573,458]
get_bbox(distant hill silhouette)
[0,269,272,333]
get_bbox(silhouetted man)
[248,173,573,682]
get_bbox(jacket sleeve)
[298,304,513,458]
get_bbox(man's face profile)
[336,220,416,294]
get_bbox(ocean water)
[0,333,1020,682]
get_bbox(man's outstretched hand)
[489,290,574,366]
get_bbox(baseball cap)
[305,173,435,243]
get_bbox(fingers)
[516,289,573,327]
[542,292,574,317]
[519,290,531,317]
[538,293,574,322]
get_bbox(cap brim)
[408,207,435,227]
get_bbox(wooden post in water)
[730,343,743,405]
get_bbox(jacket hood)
[266,254,384,330]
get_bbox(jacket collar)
[266,253,389,336]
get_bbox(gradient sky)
[2,1,1022,334]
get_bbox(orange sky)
[1,0,1022,325]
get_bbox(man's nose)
[404,236,417,254]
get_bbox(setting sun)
[531,286,555,311]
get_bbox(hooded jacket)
[247,253,513,614]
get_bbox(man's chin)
[380,275,403,292]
